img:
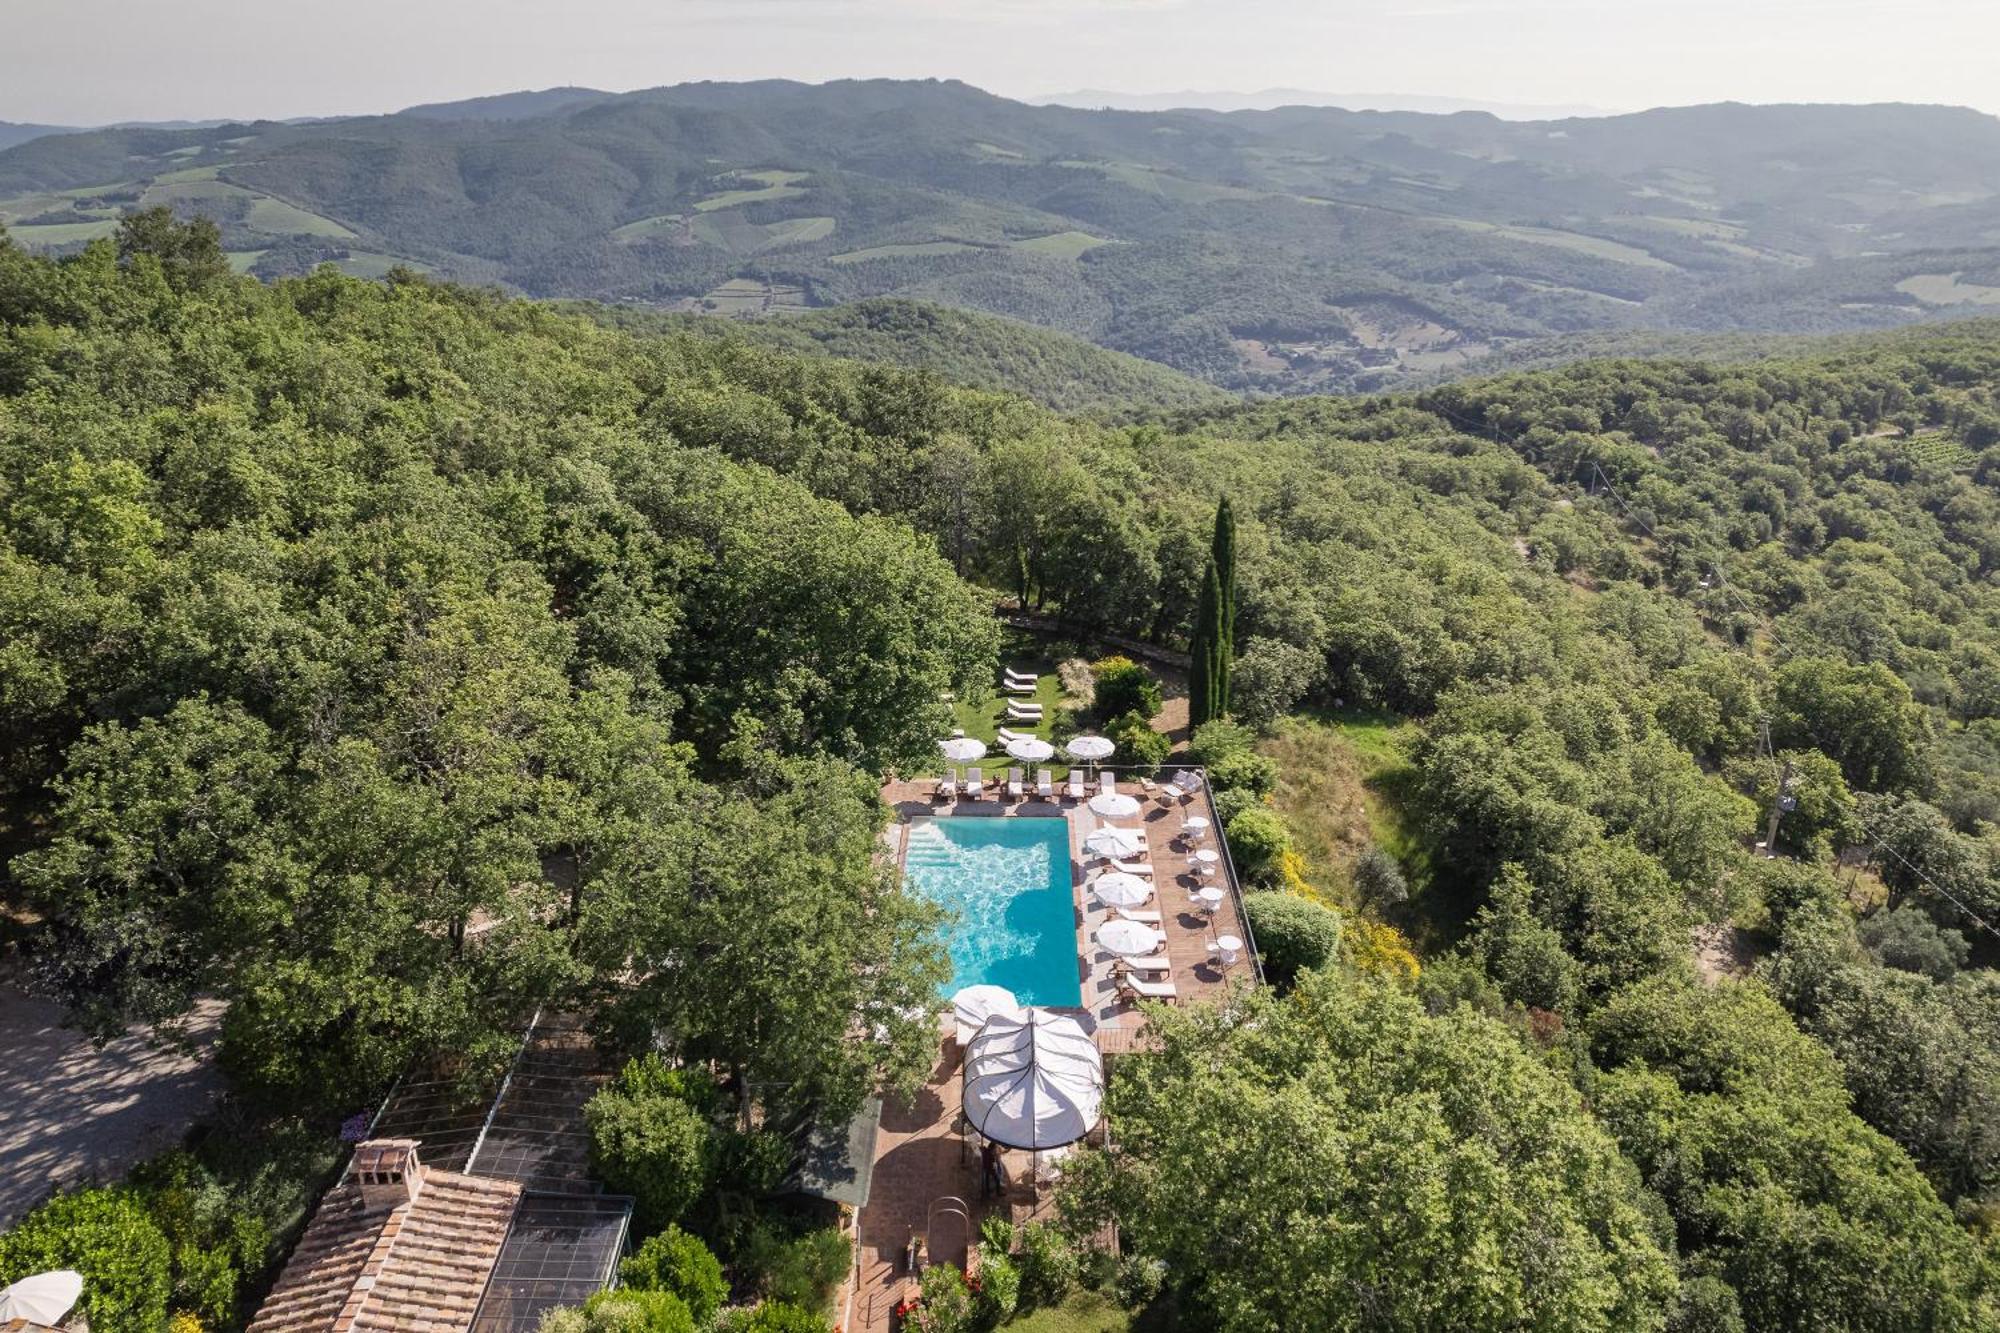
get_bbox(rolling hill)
[5,80,2000,392]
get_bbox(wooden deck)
[847,775,1252,1331]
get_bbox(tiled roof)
[247,1153,522,1333]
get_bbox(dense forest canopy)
[6,82,2000,393]
[4,218,2000,1329]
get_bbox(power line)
[1574,461,2000,940]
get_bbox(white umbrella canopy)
[1066,735,1114,762]
[1005,736,1056,764]
[1082,826,1145,859]
[0,1271,83,1325]
[1091,872,1153,908]
[1096,918,1162,956]
[939,737,988,764]
[1089,791,1142,819]
[962,1009,1105,1150]
[952,985,1025,1045]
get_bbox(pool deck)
[846,775,1252,1331]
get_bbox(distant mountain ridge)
[5,78,1999,393]
[1031,88,1613,118]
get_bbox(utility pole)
[1762,759,1796,859]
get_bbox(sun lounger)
[1113,907,1164,924]
[1065,770,1086,801]
[996,727,1024,745]
[1098,857,1154,876]
[1036,771,1054,799]
[1004,679,1037,695]
[1098,771,1116,797]
[1113,952,1172,973]
[935,769,958,801]
[1006,707,1042,724]
[1116,973,1179,1002]
[965,767,984,799]
[1007,767,1025,799]
[1005,667,1038,685]
[1007,701,1045,716]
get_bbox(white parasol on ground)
[1005,736,1055,765]
[1083,826,1145,859]
[939,736,988,764]
[1065,735,1114,764]
[1091,872,1153,908]
[952,984,1024,1046]
[1089,791,1142,819]
[963,1009,1105,1150]
[0,1272,83,1326]
[1095,918,1162,957]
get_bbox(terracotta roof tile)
[247,1151,522,1333]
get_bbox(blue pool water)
[902,817,1081,1007]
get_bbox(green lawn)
[1011,230,1113,260]
[946,635,1076,776]
[1004,1291,1136,1333]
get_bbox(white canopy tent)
[1082,826,1145,859]
[1091,871,1153,908]
[939,736,988,764]
[1004,736,1056,767]
[962,1009,1105,1151]
[952,984,1024,1047]
[1088,791,1142,819]
[0,1272,83,1326]
[1065,735,1114,765]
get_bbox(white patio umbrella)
[939,736,987,764]
[1096,918,1162,957]
[963,1009,1104,1150]
[1089,791,1142,819]
[1005,736,1055,766]
[953,984,1025,1046]
[1091,871,1153,908]
[0,1272,83,1326]
[1083,826,1146,859]
[1066,735,1114,765]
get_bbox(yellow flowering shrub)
[1346,918,1420,981]
[1279,848,1334,906]
[170,1314,205,1333]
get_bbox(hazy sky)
[6,0,1999,124]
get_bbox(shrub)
[913,1264,976,1333]
[1186,718,1257,766]
[0,1187,172,1332]
[978,1213,1016,1254]
[1092,657,1161,721]
[545,1289,696,1333]
[1015,1222,1079,1307]
[715,1303,833,1333]
[619,1226,728,1325]
[170,1315,206,1333]
[129,1148,271,1327]
[1056,657,1096,707]
[716,1126,794,1197]
[1206,749,1278,795]
[1352,848,1408,906]
[1860,903,1971,980]
[1243,892,1342,987]
[1224,807,1291,884]
[1231,637,1322,730]
[585,1077,715,1233]
[1106,710,1170,772]
[741,1222,851,1311]
[976,1252,1021,1322]
[1210,786,1258,827]
[613,1053,724,1116]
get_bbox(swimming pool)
[902,816,1081,1007]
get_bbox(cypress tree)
[1189,559,1224,728]
[1209,497,1238,720]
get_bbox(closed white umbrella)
[1083,826,1145,859]
[1066,735,1114,764]
[1092,872,1152,908]
[963,1009,1104,1150]
[1005,736,1055,765]
[1089,791,1142,819]
[952,984,1024,1046]
[0,1272,83,1326]
[1095,918,1161,956]
[939,737,987,764]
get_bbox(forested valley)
[3,215,2000,1330]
